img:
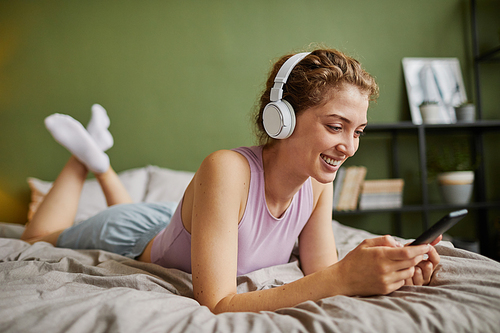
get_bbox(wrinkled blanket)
[1,221,499,333]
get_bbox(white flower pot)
[420,104,441,124]
[437,171,474,204]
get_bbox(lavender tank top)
[151,146,314,276]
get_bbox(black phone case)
[409,209,468,246]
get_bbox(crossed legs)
[20,105,133,245]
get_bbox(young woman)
[21,48,441,314]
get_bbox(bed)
[1,166,499,333]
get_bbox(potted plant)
[427,137,479,205]
[419,101,440,124]
[454,102,476,123]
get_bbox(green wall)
[0,1,498,231]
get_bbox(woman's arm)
[212,236,432,313]
[298,180,338,275]
[189,150,246,312]
[299,179,441,287]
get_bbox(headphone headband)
[270,52,311,102]
[263,51,310,140]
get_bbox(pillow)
[27,167,149,224]
[143,165,194,203]
[0,222,25,239]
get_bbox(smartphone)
[409,209,468,246]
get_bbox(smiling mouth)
[321,154,342,167]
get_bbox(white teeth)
[321,154,340,167]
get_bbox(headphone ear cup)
[262,99,296,139]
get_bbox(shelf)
[334,205,424,216]
[366,120,500,132]
[334,201,500,216]
[476,45,500,62]
[423,120,500,131]
[333,116,499,257]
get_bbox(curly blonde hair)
[253,48,379,145]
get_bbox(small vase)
[455,104,476,123]
[437,171,474,204]
[420,104,441,124]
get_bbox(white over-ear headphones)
[262,52,311,139]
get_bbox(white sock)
[86,104,114,151]
[45,114,110,174]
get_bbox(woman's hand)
[404,235,441,286]
[336,236,432,296]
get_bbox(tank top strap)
[232,146,263,172]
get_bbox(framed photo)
[402,58,468,125]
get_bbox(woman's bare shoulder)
[199,149,250,175]
[193,149,251,191]
[202,149,249,165]
[182,149,251,232]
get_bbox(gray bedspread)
[1,221,499,333]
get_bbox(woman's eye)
[355,130,365,137]
[328,125,342,132]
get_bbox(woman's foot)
[45,114,110,173]
[87,104,114,151]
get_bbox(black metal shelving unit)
[334,1,499,259]
[334,121,500,258]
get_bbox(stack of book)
[358,179,405,210]
[333,166,367,211]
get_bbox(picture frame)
[402,58,468,125]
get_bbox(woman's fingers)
[394,266,415,283]
[402,245,440,286]
[405,277,414,286]
[417,261,433,283]
[412,266,424,285]
[384,244,430,261]
[418,246,440,285]
[426,245,440,268]
[383,245,434,287]
[362,235,401,248]
[429,234,443,246]
[344,236,441,295]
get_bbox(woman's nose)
[336,135,357,157]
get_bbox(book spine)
[336,167,358,211]
[349,166,367,210]
[336,166,367,211]
[332,167,346,209]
